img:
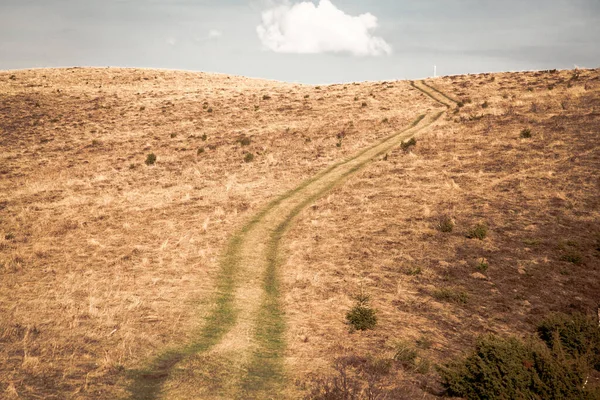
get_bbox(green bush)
[521,128,532,138]
[346,293,377,331]
[476,258,489,273]
[244,153,254,163]
[393,341,418,367]
[401,138,417,152]
[432,288,468,305]
[537,313,600,371]
[239,136,251,146]
[437,215,454,233]
[560,251,583,265]
[439,335,597,400]
[467,223,488,240]
[145,153,157,165]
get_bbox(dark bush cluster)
[440,313,600,399]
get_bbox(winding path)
[129,81,455,399]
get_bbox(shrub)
[305,355,410,400]
[437,215,454,233]
[201,133,207,141]
[521,128,532,138]
[537,312,600,371]
[476,258,489,273]
[432,288,468,305]
[467,223,488,240]
[393,341,418,367]
[382,117,389,123]
[560,251,582,265]
[244,153,254,163]
[439,335,597,400]
[145,153,157,165]
[346,293,377,331]
[481,101,489,108]
[262,94,271,100]
[197,147,205,155]
[403,266,422,276]
[400,137,416,152]
[361,102,367,108]
[207,107,213,113]
[239,136,251,146]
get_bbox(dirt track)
[129,82,451,399]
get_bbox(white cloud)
[256,0,391,56]
[166,37,177,46]
[208,29,222,39]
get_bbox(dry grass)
[0,67,433,398]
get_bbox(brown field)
[1,67,599,399]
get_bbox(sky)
[0,0,599,84]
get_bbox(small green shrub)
[520,128,532,138]
[537,312,600,371]
[401,137,416,152]
[346,293,377,331]
[361,102,367,108]
[437,215,454,233]
[432,288,468,305]
[244,153,254,163]
[467,223,488,240]
[382,117,389,123]
[5,233,15,240]
[170,133,177,138]
[403,266,422,276]
[239,136,251,146]
[481,101,489,108]
[207,107,213,113]
[439,335,596,400]
[304,94,310,99]
[145,153,157,165]
[416,336,433,350]
[197,147,205,155]
[476,258,489,273]
[201,133,207,141]
[262,94,271,100]
[560,251,582,265]
[393,341,418,367]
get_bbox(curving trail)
[129,81,454,399]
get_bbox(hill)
[0,67,599,399]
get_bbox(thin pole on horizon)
[434,65,437,78]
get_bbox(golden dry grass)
[1,67,598,399]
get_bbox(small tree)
[346,291,377,331]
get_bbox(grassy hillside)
[0,67,598,399]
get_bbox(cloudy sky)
[1,0,599,83]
